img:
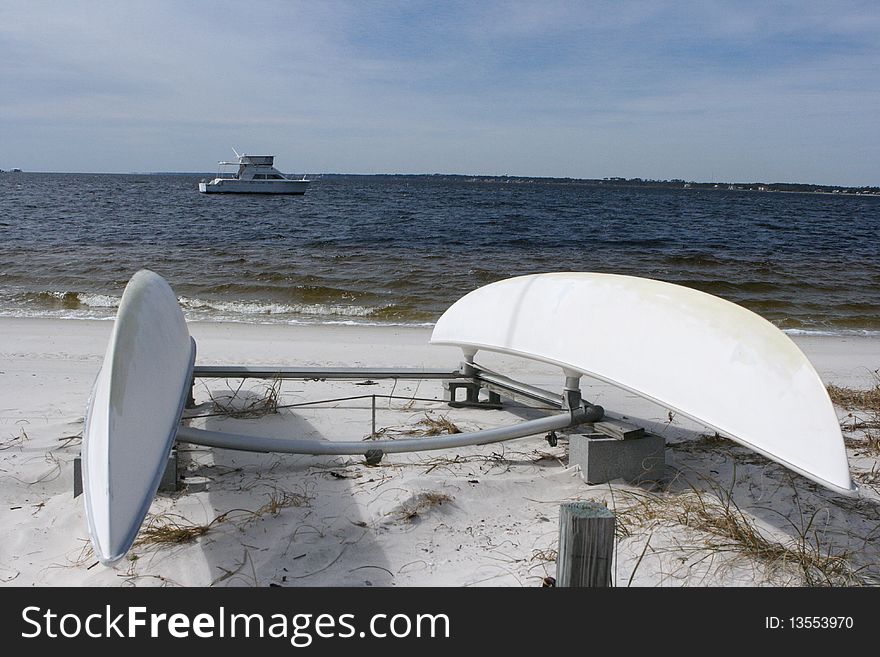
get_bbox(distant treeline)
[319,173,879,195]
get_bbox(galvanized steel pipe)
[176,409,580,455]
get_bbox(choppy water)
[1,172,878,334]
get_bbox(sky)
[1,1,878,185]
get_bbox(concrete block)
[444,380,502,409]
[569,433,665,484]
[444,380,480,404]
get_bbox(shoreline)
[2,313,879,338]
[1,316,878,586]
[5,171,878,196]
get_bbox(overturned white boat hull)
[82,270,195,563]
[430,272,856,495]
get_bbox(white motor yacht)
[198,150,309,194]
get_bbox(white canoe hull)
[198,178,309,194]
[82,270,195,563]
[430,272,855,495]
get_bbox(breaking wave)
[0,289,437,326]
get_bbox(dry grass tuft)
[134,487,311,548]
[368,411,466,442]
[210,377,282,419]
[846,433,880,456]
[827,371,880,412]
[829,371,880,456]
[855,464,880,486]
[135,513,216,546]
[256,489,311,516]
[412,412,462,436]
[614,479,861,586]
[396,491,454,522]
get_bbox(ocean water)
[1,172,878,335]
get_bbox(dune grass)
[827,370,880,412]
[209,377,282,419]
[134,487,311,548]
[613,476,863,586]
[828,370,880,456]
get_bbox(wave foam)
[783,328,880,338]
[177,296,379,318]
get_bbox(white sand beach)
[1,317,878,587]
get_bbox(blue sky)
[1,1,878,185]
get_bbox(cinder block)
[444,380,480,404]
[569,433,665,484]
[444,380,502,409]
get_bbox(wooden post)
[556,501,615,587]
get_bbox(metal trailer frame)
[177,360,605,458]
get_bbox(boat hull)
[198,179,309,194]
[430,272,856,495]
[82,270,195,563]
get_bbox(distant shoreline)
[3,170,877,195]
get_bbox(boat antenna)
[232,147,242,159]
